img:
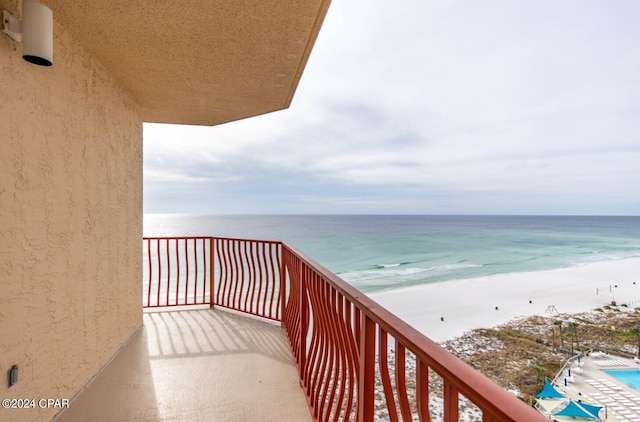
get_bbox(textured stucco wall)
[0,1,143,421]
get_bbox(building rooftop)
[54,307,311,422]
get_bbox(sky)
[143,0,640,215]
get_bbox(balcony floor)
[55,307,312,422]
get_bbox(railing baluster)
[325,285,340,420]
[344,301,358,421]
[379,326,399,422]
[221,239,231,307]
[316,279,334,421]
[146,239,152,307]
[209,237,214,307]
[304,268,317,394]
[395,343,412,422]
[228,239,235,308]
[357,315,376,422]
[156,238,161,307]
[175,239,181,306]
[331,292,347,422]
[257,242,265,316]
[237,240,245,310]
[268,243,277,319]
[165,238,170,306]
[278,244,286,324]
[246,241,256,314]
[230,240,240,309]
[299,256,309,387]
[201,238,207,303]
[308,273,326,417]
[192,238,198,305]
[184,238,189,305]
[416,359,431,422]
[241,241,250,311]
[220,239,230,307]
[444,379,459,422]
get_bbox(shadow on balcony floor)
[55,307,311,422]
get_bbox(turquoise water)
[144,215,640,293]
[604,369,640,391]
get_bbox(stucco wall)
[0,1,143,421]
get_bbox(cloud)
[143,0,640,215]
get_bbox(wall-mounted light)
[2,0,53,66]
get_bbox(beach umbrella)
[553,400,601,420]
[578,402,603,418]
[536,379,566,399]
[536,399,565,414]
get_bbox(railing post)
[209,237,215,308]
[357,315,376,422]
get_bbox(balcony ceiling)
[44,0,332,126]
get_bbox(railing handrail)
[552,349,587,385]
[143,235,281,245]
[281,241,545,421]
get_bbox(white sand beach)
[369,257,640,343]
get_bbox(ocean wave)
[572,251,640,265]
[434,263,484,271]
[373,261,413,269]
[338,267,428,283]
[338,262,484,284]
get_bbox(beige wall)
[0,1,143,420]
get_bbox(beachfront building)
[1,1,544,421]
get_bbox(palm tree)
[532,365,547,385]
[566,332,575,354]
[550,327,556,350]
[629,327,640,358]
[569,322,579,352]
[554,320,564,348]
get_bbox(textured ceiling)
[43,0,332,126]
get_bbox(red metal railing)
[280,243,546,422]
[143,237,281,320]
[213,237,282,321]
[143,237,212,307]
[143,236,546,421]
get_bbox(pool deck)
[542,352,640,422]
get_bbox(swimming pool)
[604,369,640,391]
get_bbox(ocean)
[143,215,640,293]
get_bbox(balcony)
[57,237,546,421]
[55,306,312,421]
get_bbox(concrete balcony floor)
[55,307,312,422]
